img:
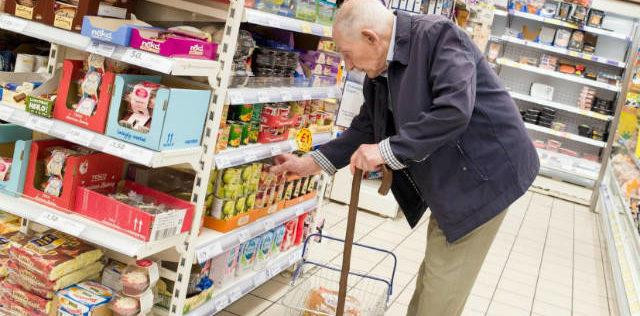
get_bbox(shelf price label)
[122,48,173,74]
[87,41,116,58]
[25,116,54,134]
[216,156,230,169]
[197,242,222,263]
[228,91,244,104]
[38,212,85,237]
[63,126,95,147]
[270,145,282,156]
[214,295,229,312]
[0,105,14,121]
[0,15,28,33]
[244,151,258,163]
[102,140,153,166]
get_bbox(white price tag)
[216,156,230,169]
[302,92,312,100]
[281,90,293,101]
[228,91,244,104]
[122,48,173,74]
[102,140,153,166]
[254,271,268,286]
[214,295,229,311]
[238,230,250,243]
[244,151,258,163]
[290,248,303,264]
[257,92,271,103]
[64,127,95,147]
[25,116,54,133]
[295,205,305,216]
[0,15,27,32]
[207,242,223,259]
[263,219,274,231]
[87,41,116,58]
[270,145,282,156]
[0,105,14,121]
[37,212,85,237]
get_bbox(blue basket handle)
[297,232,398,301]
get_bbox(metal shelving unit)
[489,3,640,199]
[0,0,340,315]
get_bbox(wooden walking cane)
[336,165,393,315]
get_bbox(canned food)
[241,122,250,145]
[228,122,243,147]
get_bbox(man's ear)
[361,29,379,45]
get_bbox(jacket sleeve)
[388,21,477,163]
[311,81,375,174]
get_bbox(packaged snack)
[9,230,103,281]
[556,1,572,20]
[305,286,361,316]
[282,218,298,251]
[121,259,159,297]
[583,33,598,53]
[118,81,163,134]
[209,245,240,288]
[0,157,11,181]
[0,232,29,279]
[571,5,588,24]
[57,281,114,316]
[254,230,274,269]
[272,225,286,255]
[8,259,103,298]
[2,280,54,314]
[568,30,585,51]
[237,236,260,275]
[0,211,20,234]
[228,122,243,147]
[554,29,571,48]
[110,295,140,316]
[587,9,604,27]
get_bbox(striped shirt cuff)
[307,150,337,175]
[379,138,406,170]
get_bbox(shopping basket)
[280,168,397,315]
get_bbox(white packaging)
[530,83,554,101]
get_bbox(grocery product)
[237,236,260,275]
[102,259,127,292]
[129,26,219,60]
[0,231,30,279]
[56,281,114,316]
[272,225,286,255]
[282,218,298,251]
[209,245,240,289]
[9,230,103,281]
[254,230,274,269]
[110,295,140,316]
[305,286,361,316]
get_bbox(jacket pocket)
[455,141,489,182]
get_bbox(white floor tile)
[385,303,408,316]
[226,294,273,316]
[532,299,572,316]
[486,301,530,316]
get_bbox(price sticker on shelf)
[102,140,153,166]
[257,91,271,103]
[87,41,116,58]
[244,151,258,163]
[228,91,244,104]
[0,15,27,33]
[302,91,312,100]
[238,230,250,243]
[122,48,173,74]
[0,105,14,121]
[63,126,95,147]
[270,145,282,156]
[214,295,229,312]
[300,23,312,34]
[295,205,305,216]
[281,90,292,101]
[25,116,54,134]
[295,128,313,153]
[263,219,274,231]
[254,271,268,286]
[267,264,280,277]
[38,212,85,237]
[216,156,230,169]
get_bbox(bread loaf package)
[9,230,103,280]
[304,286,361,316]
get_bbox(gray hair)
[333,0,394,38]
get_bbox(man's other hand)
[270,153,321,177]
[350,144,384,174]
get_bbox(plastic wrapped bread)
[9,230,103,281]
[304,286,361,316]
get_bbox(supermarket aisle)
[219,190,616,316]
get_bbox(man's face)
[334,29,388,78]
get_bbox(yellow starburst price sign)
[295,128,313,152]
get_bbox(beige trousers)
[406,210,507,316]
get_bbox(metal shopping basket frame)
[280,167,397,315]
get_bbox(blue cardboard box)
[105,74,211,151]
[0,124,32,196]
[81,16,151,46]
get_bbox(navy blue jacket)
[318,12,540,242]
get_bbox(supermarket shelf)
[494,9,508,17]
[0,14,219,76]
[537,148,600,187]
[244,8,331,37]
[0,194,187,258]
[525,122,607,147]
[497,58,621,92]
[214,132,332,169]
[0,102,202,168]
[497,35,626,68]
[600,174,640,315]
[187,246,304,316]
[510,91,613,121]
[195,198,317,263]
[226,85,339,104]
[509,10,632,41]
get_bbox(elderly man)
[272,0,540,314]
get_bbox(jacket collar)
[392,11,412,66]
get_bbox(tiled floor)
[219,189,616,315]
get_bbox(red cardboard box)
[4,0,55,25]
[23,139,125,210]
[54,60,115,134]
[75,181,195,242]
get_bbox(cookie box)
[0,124,32,196]
[4,0,55,25]
[105,74,211,151]
[53,60,115,133]
[74,180,195,242]
[81,16,151,46]
[26,70,61,118]
[129,27,219,60]
[56,281,114,316]
[23,139,125,210]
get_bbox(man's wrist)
[306,150,337,175]
[379,138,406,170]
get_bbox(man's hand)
[270,153,321,177]
[349,144,385,174]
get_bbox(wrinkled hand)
[270,153,321,177]
[349,144,384,174]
